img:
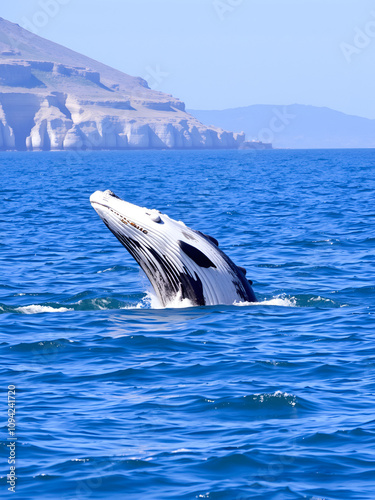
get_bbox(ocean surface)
[1,149,374,500]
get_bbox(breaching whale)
[90,190,257,307]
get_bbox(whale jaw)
[90,190,257,306]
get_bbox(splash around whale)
[90,190,257,307]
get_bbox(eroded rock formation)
[0,18,245,151]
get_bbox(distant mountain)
[188,104,375,149]
[0,17,244,151]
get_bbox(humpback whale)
[90,190,257,306]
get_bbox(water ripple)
[1,150,375,499]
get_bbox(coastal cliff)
[0,18,245,151]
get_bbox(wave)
[1,290,349,315]
[235,294,297,307]
[236,293,348,308]
[15,305,74,314]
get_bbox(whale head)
[90,190,256,307]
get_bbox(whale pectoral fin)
[178,240,217,269]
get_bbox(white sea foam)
[125,291,296,310]
[123,290,195,310]
[254,390,296,406]
[163,291,195,309]
[97,267,115,273]
[235,295,297,307]
[141,290,162,309]
[144,281,195,309]
[88,298,109,310]
[16,305,73,314]
[14,293,296,314]
[120,291,157,310]
[308,296,331,302]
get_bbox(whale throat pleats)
[178,240,217,269]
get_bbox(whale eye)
[151,214,161,223]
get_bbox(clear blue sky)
[2,0,375,118]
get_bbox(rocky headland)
[0,17,246,151]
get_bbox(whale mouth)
[91,201,111,212]
[90,190,125,216]
[90,200,108,209]
[90,189,117,208]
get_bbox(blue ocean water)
[1,149,374,500]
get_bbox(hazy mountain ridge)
[0,17,245,151]
[188,104,375,149]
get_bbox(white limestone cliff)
[0,17,245,151]
[0,102,15,149]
